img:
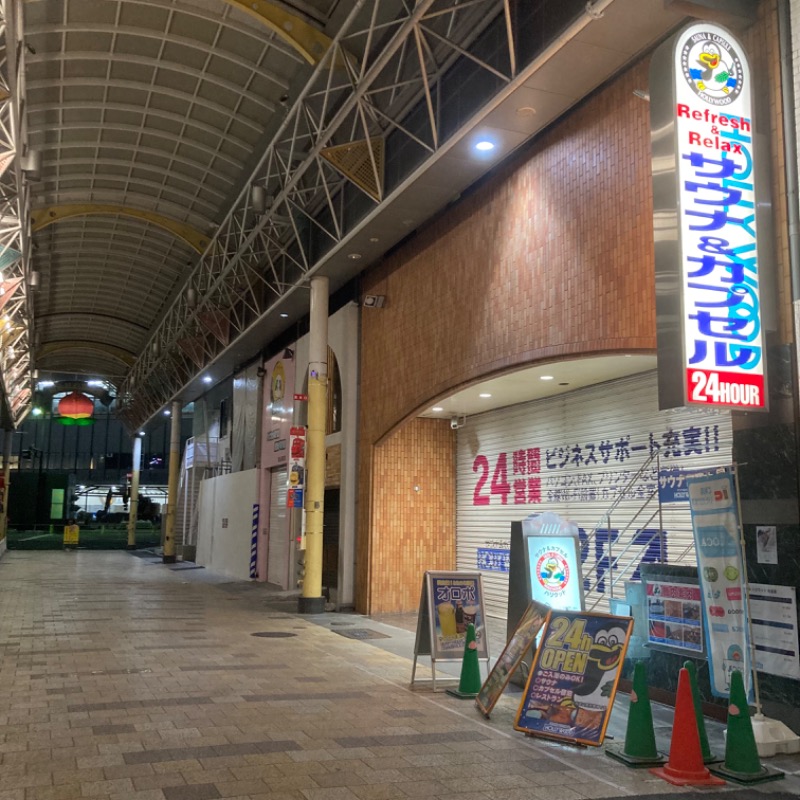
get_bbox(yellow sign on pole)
[63,524,80,548]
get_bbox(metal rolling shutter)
[267,467,289,588]
[456,371,733,620]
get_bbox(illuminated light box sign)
[650,23,767,412]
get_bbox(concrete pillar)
[298,276,328,614]
[163,400,181,564]
[0,430,12,539]
[126,435,142,549]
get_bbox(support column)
[126,435,142,549]
[163,400,181,564]
[298,276,328,614]
[0,430,13,540]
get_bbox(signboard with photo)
[412,571,489,690]
[476,600,550,718]
[514,610,633,746]
[646,579,703,654]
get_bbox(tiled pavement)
[0,551,798,800]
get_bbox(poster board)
[645,578,703,654]
[476,600,550,718]
[514,610,633,746]
[412,571,489,690]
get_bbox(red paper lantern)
[58,391,94,420]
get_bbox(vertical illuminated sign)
[651,24,767,412]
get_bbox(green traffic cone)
[709,669,784,785]
[606,661,665,767]
[683,660,716,763]
[446,623,481,699]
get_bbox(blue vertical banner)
[687,471,752,700]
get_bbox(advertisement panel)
[687,471,751,699]
[261,354,296,469]
[749,583,800,680]
[646,579,703,653]
[476,600,550,718]
[514,610,632,746]
[651,23,767,412]
[287,427,306,509]
[522,512,584,611]
[427,572,488,659]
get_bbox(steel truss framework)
[0,0,33,429]
[119,0,521,429]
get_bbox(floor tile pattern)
[0,551,798,800]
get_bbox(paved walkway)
[0,550,798,800]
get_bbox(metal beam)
[224,0,334,65]
[31,205,211,254]
[38,341,137,368]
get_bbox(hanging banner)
[286,426,306,508]
[687,471,752,699]
[514,610,632,746]
[650,23,767,412]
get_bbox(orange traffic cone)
[649,668,725,786]
[709,669,784,785]
[446,623,481,699]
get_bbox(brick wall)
[325,443,341,488]
[356,3,789,614]
[366,419,456,613]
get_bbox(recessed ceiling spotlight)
[348,253,362,260]
[164,409,171,416]
[280,312,289,318]
[479,392,492,398]
[369,237,379,243]
[202,375,212,384]
[516,106,536,117]
[432,406,444,412]
[540,375,554,381]
[475,140,495,152]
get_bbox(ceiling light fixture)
[540,375,554,381]
[280,312,289,318]
[479,392,492,398]
[432,406,444,412]
[348,253,362,260]
[202,375,212,384]
[475,140,495,152]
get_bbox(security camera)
[450,415,466,430]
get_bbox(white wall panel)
[195,469,259,580]
[456,371,733,619]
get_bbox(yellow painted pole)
[126,434,142,549]
[299,276,328,614]
[163,400,181,564]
